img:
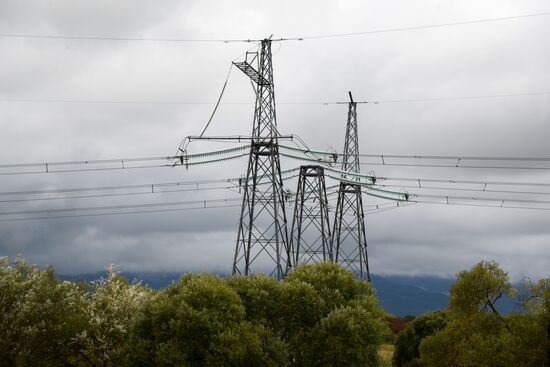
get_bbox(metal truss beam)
[332,92,371,280]
[233,39,290,279]
[289,165,332,268]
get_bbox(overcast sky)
[1,0,549,280]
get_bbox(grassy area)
[378,344,394,367]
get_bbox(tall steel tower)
[232,39,290,279]
[332,92,370,280]
[289,165,332,268]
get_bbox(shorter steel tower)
[332,92,370,280]
[289,165,332,268]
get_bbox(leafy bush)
[393,310,446,367]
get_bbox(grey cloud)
[1,0,549,280]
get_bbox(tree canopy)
[419,261,547,367]
[3,256,549,366]
[0,257,388,366]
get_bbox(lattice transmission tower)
[232,39,290,279]
[332,92,371,280]
[289,165,332,268]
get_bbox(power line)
[0,203,242,222]
[2,11,548,43]
[0,97,230,105]
[0,200,407,223]
[0,176,300,204]
[358,153,550,162]
[0,147,250,176]
[0,197,242,216]
[280,145,550,162]
[0,33,261,43]
[0,171,299,205]
[0,163,172,176]
[0,178,240,196]
[374,183,550,196]
[0,145,249,169]
[280,11,550,41]
[0,185,238,204]
[350,92,550,104]
[0,168,298,197]
[320,92,550,104]
[280,151,550,171]
[377,176,550,188]
[359,161,550,170]
[2,91,549,106]
[199,63,234,138]
[411,199,550,211]
[0,155,176,169]
[365,201,418,215]
[411,193,550,205]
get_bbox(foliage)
[285,261,374,314]
[521,278,550,366]
[448,260,514,318]
[418,261,546,367]
[387,315,408,335]
[0,256,86,366]
[378,344,394,367]
[393,310,446,367]
[402,315,416,322]
[72,266,152,366]
[420,312,545,367]
[0,258,398,366]
[125,273,286,366]
[225,273,284,330]
[125,262,388,366]
[306,305,387,366]
[283,262,388,366]
[6,256,549,367]
[523,278,550,316]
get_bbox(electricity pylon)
[332,92,370,280]
[232,39,290,279]
[289,165,332,268]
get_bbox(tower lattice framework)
[289,165,332,268]
[332,92,370,280]
[233,39,290,279]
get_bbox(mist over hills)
[60,271,515,316]
[62,270,521,316]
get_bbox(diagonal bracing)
[289,165,332,268]
[233,39,290,279]
[332,92,371,280]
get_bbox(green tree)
[283,262,388,366]
[279,280,325,364]
[226,273,284,330]
[522,278,550,366]
[228,262,389,366]
[72,266,152,366]
[393,310,446,367]
[0,256,87,366]
[448,260,514,322]
[285,261,374,315]
[419,261,545,367]
[306,305,387,366]
[126,273,285,366]
[205,322,287,366]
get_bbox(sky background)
[0,0,549,280]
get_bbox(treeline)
[0,257,389,366]
[393,261,550,367]
[1,257,549,366]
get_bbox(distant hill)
[369,275,448,316]
[381,275,455,295]
[60,271,519,317]
[376,274,519,316]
